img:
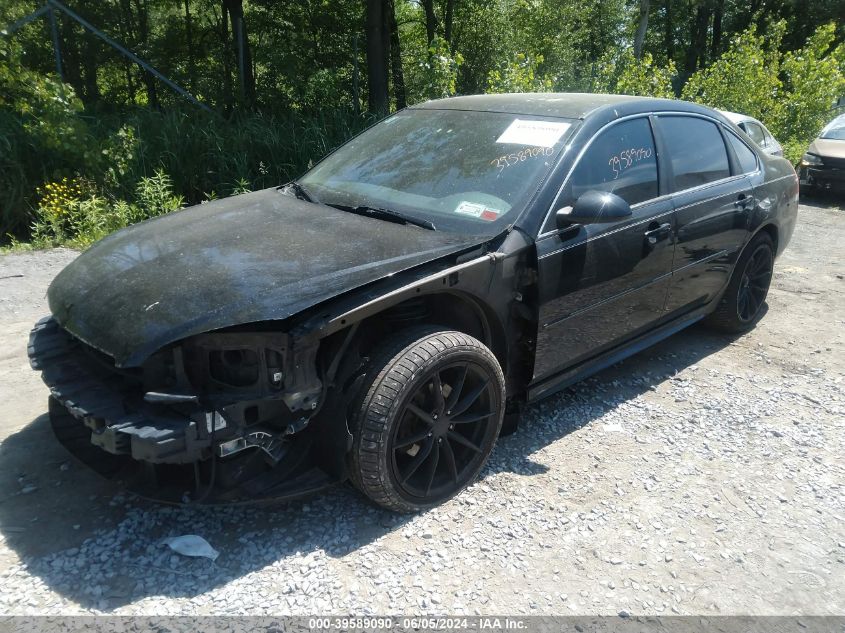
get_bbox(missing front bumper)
[47,395,338,504]
[800,165,845,189]
[30,317,341,503]
[29,317,217,464]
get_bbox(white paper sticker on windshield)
[454,201,502,221]
[454,201,486,217]
[496,119,571,148]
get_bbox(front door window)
[569,117,659,206]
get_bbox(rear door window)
[569,117,659,206]
[658,116,731,191]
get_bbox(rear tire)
[705,233,774,334]
[349,328,505,513]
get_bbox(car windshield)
[299,109,576,235]
[820,117,845,140]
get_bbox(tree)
[710,0,724,59]
[133,0,159,109]
[443,0,455,46]
[777,23,845,161]
[419,36,462,98]
[388,0,406,109]
[683,0,712,76]
[633,0,650,60]
[681,20,845,163]
[366,0,389,114]
[487,53,552,93]
[681,22,785,125]
[422,0,436,46]
[663,0,673,60]
[223,0,256,109]
[595,49,676,98]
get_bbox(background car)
[719,110,784,157]
[800,112,845,193]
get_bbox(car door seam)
[537,209,675,260]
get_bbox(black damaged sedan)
[30,94,799,512]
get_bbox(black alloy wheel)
[350,328,505,513]
[391,361,496,500]
[705,232,775,333]
[737,242,774,323]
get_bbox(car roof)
[411,92,711,120]
[717,110,752,124]
[826,112,845,126]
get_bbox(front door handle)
[644,222,672,246]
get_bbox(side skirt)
[527,305,711,403]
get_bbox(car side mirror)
[555,190,632,229]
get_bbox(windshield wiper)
[328,203,436,231]
[279,180,317,203]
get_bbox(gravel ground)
[0,197,842,616]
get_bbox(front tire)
[349,328,505,513]
[705,233,774,333]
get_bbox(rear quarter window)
[658,116,731,191]
[726,130,758,174]
[742,121,767,147]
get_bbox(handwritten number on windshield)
[490,146,554,172]
[608,147,653,179]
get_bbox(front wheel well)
[350,293,507,372]
[308,293,509,480]
[313,292,510,403]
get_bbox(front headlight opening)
[209,348,260,387]
[182,333,289,394]
[801,153,823,166]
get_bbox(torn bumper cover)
[28,317,339,503]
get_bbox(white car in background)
[719,110,784,157]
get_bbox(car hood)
[48,188,490,366]
[809,138,845,159]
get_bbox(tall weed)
[1,102,374,244]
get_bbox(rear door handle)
[644,222,672,246]
[735,193,755,209]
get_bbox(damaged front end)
[28,317,346,503]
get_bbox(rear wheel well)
[755,223,779,254]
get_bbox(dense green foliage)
[682,21,845,162]
[1,0,843,247]
[1,36,372,246]
[595,50,677,99]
